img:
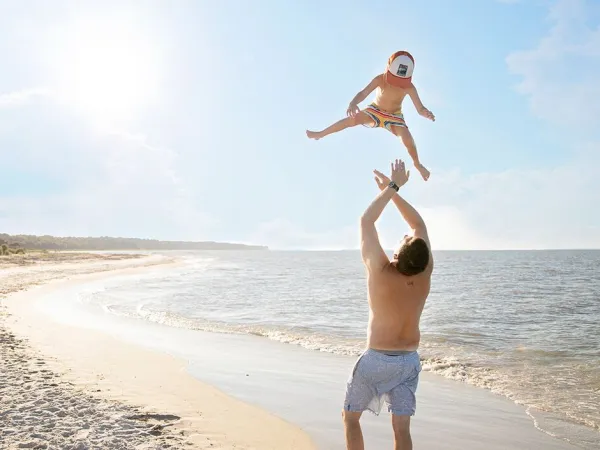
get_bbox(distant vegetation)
[0,234,267,251]
[0,241,25,255]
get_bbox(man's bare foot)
[415,163,430,181]
[306,130,323,140]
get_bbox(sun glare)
[58,17,161,123]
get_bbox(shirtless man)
[343,159,433,450]
[306,51,435,181]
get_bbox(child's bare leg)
[307,112,374,140]
[390,126,430,181]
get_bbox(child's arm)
[407,85,435,121]
[347,75,383,117]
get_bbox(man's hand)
[373,170,391,191]
[419,107,435,121]
[374,160,410,190]
[374,159,410,191]
[391,159,410,186]
[347,102,360,118]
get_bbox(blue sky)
[1,0,599,250]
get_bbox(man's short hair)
[395,237,429,276]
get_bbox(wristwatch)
[388,181,400,192]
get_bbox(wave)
[99,302,599,448]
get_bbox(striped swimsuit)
[362,103,408,131]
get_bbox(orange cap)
[384,51,415,88]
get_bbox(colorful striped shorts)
[362,103,408,131]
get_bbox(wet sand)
[1,252,316,449]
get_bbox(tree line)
[0,234,267,251]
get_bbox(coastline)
[1,254,316,449]
[1,252,590,449]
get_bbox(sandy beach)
[1,252,316,450]
[1,252,590,449]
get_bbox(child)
[306,51,435,181]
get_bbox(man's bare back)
[366,255,431,351]
[360,162,433,352]
[342,159,433,450]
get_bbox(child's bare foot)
[306,130,323,140]
[415,163,430,181]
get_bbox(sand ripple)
[0,317,192,449]
[0,253,191,449]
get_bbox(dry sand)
[1,252,316,450]
[0,324,191,449]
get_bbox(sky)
[0,0,599,250]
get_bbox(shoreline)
[1,254,316,449]
[1,253,592,449]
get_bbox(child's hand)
[347,103,360,118]
[419,107,435,121]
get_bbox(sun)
[57,16,162,124]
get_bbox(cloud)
[0,90,214,240]
[506,0,600,130]
[257,138,600,251]
[254,120,600,252]
[251,218,358,250]
[412,148,600,249]
[0,88,52,108]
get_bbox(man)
[343,159,433,450]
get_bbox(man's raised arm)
[373,169,429,243]
[360,160,412,271]
[391,194,427,234]
[360,188,396,272]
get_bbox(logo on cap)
[385,51,415,88]
[396,64,409,77]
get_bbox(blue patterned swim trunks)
[344,349,422,416]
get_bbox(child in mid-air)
[306,51,435,181]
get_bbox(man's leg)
[306,112,374,140]
[342,410,364,450]
[392,415,412,450]
[389,125,430,181]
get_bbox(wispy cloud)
[251,218,358,250]
[0,88,52,108]
[0,89,214,240]
[506,0,600,129]
[257,149,600,250]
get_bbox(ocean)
[78,250,600,447]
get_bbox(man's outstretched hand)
[373,170,390,191]
[374,159,410,191]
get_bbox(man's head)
[393,235,429,276]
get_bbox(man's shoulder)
[369,268,430,301]
[378,264,425,281]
